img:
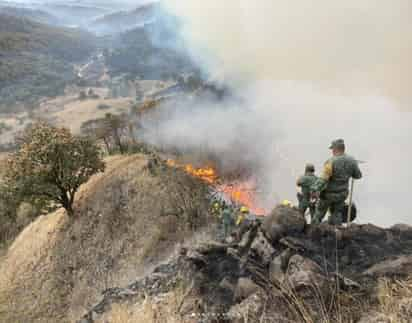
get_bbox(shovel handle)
[347,178,355,224]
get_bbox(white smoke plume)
[143,1,412,226]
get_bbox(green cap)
[305,163,315,173]
[329,139,345,149]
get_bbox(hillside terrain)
[0,6,59,25]
[38,2,111,27]
[0,14,96,111]
[0,153,212,322]
[1,150,412,323]
[90,2,160,34]
[0,2,410,323]
[80,208,412,323]
[106,22,198,80]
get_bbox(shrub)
[4,123,105,216]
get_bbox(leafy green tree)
[4,123,105,216]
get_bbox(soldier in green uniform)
[311,139,362,225]
[221,205,234,239]
[296,164,318,219]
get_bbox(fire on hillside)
[166,159,267,216]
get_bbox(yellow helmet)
[282,200,293,207]
[240,206,249,213]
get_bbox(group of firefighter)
[210,201,252,239]
[212,139,363,239]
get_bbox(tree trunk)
[61,191,74,217]
[65,204,74,217]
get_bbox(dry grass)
[97,287,188,323]
[375,277,412,322]
[49,96,132,134]
[0,209,68,322]
[0,153,209,323]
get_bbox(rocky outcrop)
[364,255,412,277]
[261,206,305,242]
[285,254,330,297]
[78,205,412,323]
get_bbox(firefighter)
[234,206,253,241]
[210,200,223,219]
[281,200,293,207]
[311,139,362,225]
[296,164,318,219]
[221,205,234,239]
[236,206,249,226]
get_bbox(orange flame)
[184,164,218,184]
[167,159,218,184]
[218,181,267,216]
[167,159,267,215]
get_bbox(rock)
[344,223,387,242]
[279,236,318,253]
[390,224,412,240]
[269,255,284,283]
[219,277,236,293]
[238,228,256,250]
[227,247,241,260]
[185,250,207,266]
[364,255,412,277]
[307,223,340,242]
[195,242,227,254]
[234,277,261,301]
[333,272,361,290]
[249,230,276,266]
[228,292,265,322]
[269,249,294,283]
[286,255,329,297]
[262,205,305,243]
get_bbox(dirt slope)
[0,153,211,322]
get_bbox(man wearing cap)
[311,139,362,225]
[296,164,318,219]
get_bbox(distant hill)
[0,6,59,25]
[0,14,96,111]
[44,3,111,27]
[105,12,199,81]
[89,2,160,34]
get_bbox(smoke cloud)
[163,0,412,104]
[143,1,412,226]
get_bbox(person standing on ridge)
[311,139,362,225]
[221,205,234,239]
[296,163,318,220]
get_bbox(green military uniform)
[312,139,362,225]
[296,165,318,218]
[221,207,234,238]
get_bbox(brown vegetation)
[0,153,211,322]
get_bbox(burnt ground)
[78,206,412,323]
